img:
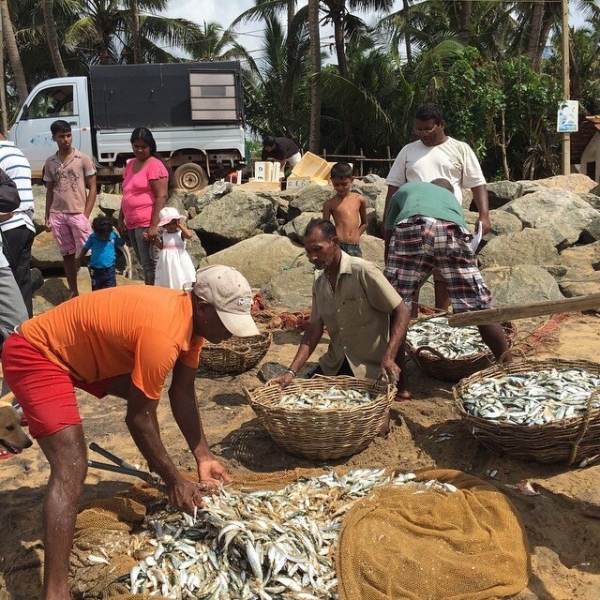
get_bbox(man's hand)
[198,456,231,485]
[381,357,400,384]
[478,214,491,236]
[45,217,52,232]
[267,372,295,388]
[166,476,217,515]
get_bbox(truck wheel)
[174,163,208,192]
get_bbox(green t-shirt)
[385,181,469,231]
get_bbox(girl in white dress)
[152,206,196,289]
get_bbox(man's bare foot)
[377,411,391,438]
[582,503,600,519]
[395,390,411,402]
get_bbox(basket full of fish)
[245,375,394,460]
[406,315,516,382]
[453,358,600,464]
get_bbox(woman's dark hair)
[130,127,157,154]
[91,215,114,237]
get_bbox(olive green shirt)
[309,251,402,378]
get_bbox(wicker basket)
[200,331,272,375]
[245,375,394,460]
[407,320,516,382]
[453,358,600,464]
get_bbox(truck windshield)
[27,85,74,119]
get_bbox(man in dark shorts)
[383,179,509,389]
[1,265,259,600]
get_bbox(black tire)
[174,163,208,192]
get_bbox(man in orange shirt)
[1,265,259,600]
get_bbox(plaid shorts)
[339,242,363,258]
[384,217,492,313]
[49,212,92,256]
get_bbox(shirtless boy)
[322,162,367,257]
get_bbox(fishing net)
[70,468,529,600]
[251,293,312,331]
[336,468,530,600]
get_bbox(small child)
[151,206,196,289]
[322,162,367,257]
[77,216,124,290]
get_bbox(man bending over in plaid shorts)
[384,178,509,394]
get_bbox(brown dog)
[0,399,32,456]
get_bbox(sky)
[161,1,405,58]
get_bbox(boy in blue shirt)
[76,216,124,290]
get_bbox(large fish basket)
[453,358,600,464]
[245,375,394,460]
[199,331,272,375]
[407,320,517,383]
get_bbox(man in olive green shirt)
[271,219,410,399]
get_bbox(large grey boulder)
[486,181,525,209]
[97,192,122,214]
[190,190,277,247]
[282,212,321,243]
[527,173,597,194]
[360,235,386,269]
[478,229,560,269]
[287,184,333,219]
[581,215,600,243]
[499,189,600,247]
[558,242,600,297]
[559,241,600,271]
[186,232,207,266]
[464,209,523,240]
[482,265,564,306]
[31,231,64,269]
[261,264,315,311]
[578,192,600,211]
[184,181,232,215]
[201,234,308,287]
[353,182,385,209]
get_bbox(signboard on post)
[557,100,579,133]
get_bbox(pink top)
[121,157,168,228]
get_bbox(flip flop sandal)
[0,452,14,460]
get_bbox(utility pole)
[561,0,570,175]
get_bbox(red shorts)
[1,333,118,438]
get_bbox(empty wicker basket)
[200,331,272,375]
[407,320,516,382]
[453,358,600,464]
[245,375,394,460]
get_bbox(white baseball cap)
[158,206,187,227]
[193,265,260,337]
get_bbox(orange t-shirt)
[21,286,204,400]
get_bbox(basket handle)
[414,346,446,360]
[568,387,600,465]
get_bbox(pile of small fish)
[406,317,489,359]
[121,469,457,599]
[274,386,373,410]
[460,368,600,425]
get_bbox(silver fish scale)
[275,385,372,410]
[461,368,600,426]
[125,469,457,599]
[406,317,489,359]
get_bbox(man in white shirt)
[384,104,491,311]
[0,134,35,316]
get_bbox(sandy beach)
[1,312,600,599]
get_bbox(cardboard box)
[254,161,281,182]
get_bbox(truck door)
[11,82,85,176]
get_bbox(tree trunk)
[42,0,67,77]
[402,0,412,65]
[287,0,295,31]
[308,0,321,154]
[0,1,7,134]
[130,0,141,64]
[528,0,544,71]
[457,0,471,46]
[1,0,28,104]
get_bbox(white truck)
[8,61,246,192]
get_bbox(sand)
[1,313,600,599]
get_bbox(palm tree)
[308,0,322,153]
[1,0,28,103]
[183,22,247,62]
[42,0,67,76]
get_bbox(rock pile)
[30,173,600,313]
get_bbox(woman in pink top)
[118,127,169,284]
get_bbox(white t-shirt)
[385,137,486,204]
